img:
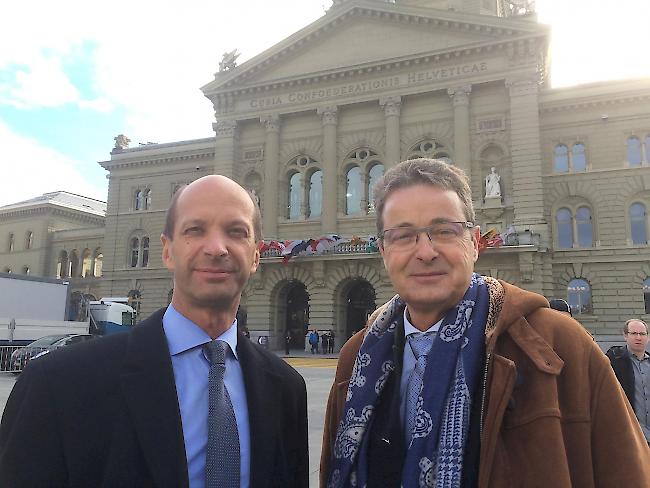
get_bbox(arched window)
[81,249,92,277]
[288,173,302,220]
[69,250,80,277]
[367,164,384,212]
[575,206,593,247]
[408,139,451,163]
[8,233,14,252]
[130,238,140,267]
[134,190,144,210]
[567,278,592,315]
[346,167,362,215]
[144,189,152,210]
[554,144,569,172]
[630,203,647,245]
[142,237,150,267]
[628,136,643,167]
[572,143,586,171]
[556,208,573,249]
[25,231,33,250]
[129,236,150,267]
[93,249,103,277]
[22,266,30,275]
[644,278,650,314]
[308,170,322,219]
[57,250,68,278]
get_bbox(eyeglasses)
[626,331,649,337]
[379,221,474,251]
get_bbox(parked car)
[10,334,95,371]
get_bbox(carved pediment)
[202,1,547,98]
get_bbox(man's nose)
[204,231,228,256]
[414,231,439,259]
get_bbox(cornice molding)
[100,150,216,171]
[540,93,650,114]
[0,205,105,226]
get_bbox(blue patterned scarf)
[328,273,489,488]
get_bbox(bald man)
[0,176,308,487]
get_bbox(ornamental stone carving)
[112,134,131,152]
[379,96,402,117]
[260,114,280,132]
[219,49,240,72]
[213,119,238,138]
[447,85,472,107]
[317,106,338,126]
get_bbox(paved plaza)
[0,357,336,488]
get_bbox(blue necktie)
[204,340,240,488]
[405,333,435,446]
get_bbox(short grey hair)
[373,158,475,234]
[624,318,649,334]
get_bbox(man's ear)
[161,233,174,271]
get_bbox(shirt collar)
[403,307,443,337]
[626,345,650,361]
[163,304,239,359]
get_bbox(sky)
[1,0,649,207]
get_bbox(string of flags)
[258,234,379,263]
[259,225,516,264]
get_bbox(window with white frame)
[25,231,33,250]
[627,134,650,167]
[567,278,592,315]
[129,236,150,268]
[554,143,587,172]
[555,205,594,248]
[308,170,322,219]
[630,202,648,245]
[341,148,384,216]
[93,249,103,277]
[8,233,14,252]
[134,188,151,211]
[285,155,320,220]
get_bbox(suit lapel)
[120,309,189,488]
[238,337,283,487]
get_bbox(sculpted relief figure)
[485,167,501,198]
[219,49,240,72]
[113,134,131,151]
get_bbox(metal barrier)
[0,345,46,373]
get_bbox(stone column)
[261,114,280,239]
[506,76,546,234]
[379,96,402,168]
[317,106,338,234]
[212,119,238,178]
[448,85,472,177]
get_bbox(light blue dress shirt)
[399,309,442,426]
[163,305,250,488]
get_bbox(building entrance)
[284,281,309,349]
[345,280,376,339]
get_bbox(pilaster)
[448,85,472,177]
[212,119,238,178]
[379,96,402,168]
[261,114,280,239]
[317,106,339,234]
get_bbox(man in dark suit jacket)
[0,175,309,487]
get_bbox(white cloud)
[0,119,107,207]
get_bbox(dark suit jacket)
[606,345,636,410]
[0,309,309,487]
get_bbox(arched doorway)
[345,280,377,340]
[277,281,309,350]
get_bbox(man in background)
[607,318,650,444]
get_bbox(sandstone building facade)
[3,0,650,349]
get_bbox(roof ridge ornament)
[219,49,240,72]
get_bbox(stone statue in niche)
[485,167,502,198]
[250,188,260,207]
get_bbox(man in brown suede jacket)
[321,158,649,488]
